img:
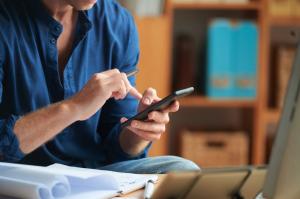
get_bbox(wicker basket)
[180,130,249,168]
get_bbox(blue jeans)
[98,156,200,174]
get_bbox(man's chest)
[3,28,114,105]
[1,8,125,107]
[56,14,78,76]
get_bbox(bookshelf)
[180,97,256,108]
[134,0,298,165]
[172,2,262,10]
[265,109,281,124]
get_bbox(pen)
[144,179,155,199]
[126,69,139,78]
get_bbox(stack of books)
[206,19,258,99]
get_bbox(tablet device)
[239,166,267,199]
[121,87,194,128]
[152,171,200,199]
[184,167,250,199]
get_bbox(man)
[0,0,199,173]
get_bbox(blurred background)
[118,0,300,168]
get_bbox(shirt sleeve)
[0,115,24,162]
[99,11,151,163]
[0,44,25,162]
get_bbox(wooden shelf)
[172,2,261,11]
[265,109,281,124]
[179,96,256,108]
[269,16,300,27]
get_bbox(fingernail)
[144,98,151,105]
[132,121,138,127]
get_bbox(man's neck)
[42,0,75,22]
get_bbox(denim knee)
[155,156,200,173]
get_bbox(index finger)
[129,87,143,100]
[120,72,143,100]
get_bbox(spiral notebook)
[0,162,158,199]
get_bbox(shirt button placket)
[55,26,61,32]
[50,38,56,45]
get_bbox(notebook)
[0,162,158,199]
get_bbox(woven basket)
[180,130,249,168]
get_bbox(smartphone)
[121,87,194,128]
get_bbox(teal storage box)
[206,20,235,98]
[233,22,258,99]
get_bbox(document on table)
[0,162,158,199]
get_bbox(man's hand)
[14,69,142,154]
[121,88,179,142]
[68,69,142,121]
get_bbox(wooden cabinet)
[135,13,172,156]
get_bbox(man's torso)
[0,0,139,167]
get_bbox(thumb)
[120,117,128,123]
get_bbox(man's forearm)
[14,100,79,154]
[119,128,150,156]
[13,69,143,155]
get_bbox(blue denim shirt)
[0,0,148,167]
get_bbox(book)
[206,19,235,98]
[0,162,158,199]
[233,22,258,99]
[174,34,196,90]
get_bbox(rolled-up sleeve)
[0,50,24,162]
[0,115,24,162]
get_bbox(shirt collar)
[27,0,92,33]
[27,0,57,26]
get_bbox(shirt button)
[84,22,90,29]
[50,38,56,44]
[55,26,61,32]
